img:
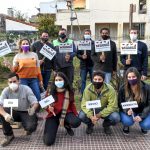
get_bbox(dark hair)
[18,38,31,53]
[92,70,105,80]
[41,31,49,35]
[50,72,73,101]
[100,28,110,34]
[129,27,139,33]
[84,29,91,34]
[124,67,142,102]
[8,72,19,80]
[59,28,67,32]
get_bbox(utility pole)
[66,0,77,39]
[129,4,136,30]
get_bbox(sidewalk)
[0,112,150,150]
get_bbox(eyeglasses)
[8,81,17,83]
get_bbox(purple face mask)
[128,78,138,86]
[21,45,30,52]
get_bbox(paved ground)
[0,112,150,150]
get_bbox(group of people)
[0,27,150,147]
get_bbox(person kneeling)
[43,72,81,146]
[79,71,120,135]
[0,73,39,147]
[118,67,150,135]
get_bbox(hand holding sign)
[4,113,14,124]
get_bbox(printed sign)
[121,43,137,55]
[78,40,91,50]
[121,101,138,109]
[3,99,18,107]
[59,43,73,53]
[0,41,12,57]
[86,100,101,109]
[40,44,56,60]
[95,40,110,52]
[39,95,55,108]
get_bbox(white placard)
[59,43,73,53]
[121,101,138,109]
[0,41,12,57]
[3,99,18,107]
[39,95,55,108]
[95,40,111,52]
[40,44,56,60]
[78,40,91,50]
[86,100,101,109]
[121,43,137,55]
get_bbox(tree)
[37,14,59,39]
[15,10,28,22]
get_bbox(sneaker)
[65,127,74,136]
[104,126,112,135]
[141,129,148,135]
[0,134,14,147]
[86,125,94,134]
[24,130,32,136]
[123,126,130,135]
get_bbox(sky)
[0,0,52,17]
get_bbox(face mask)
[9,83,19,91]
[84,34,91,40]
[41,38,48,43]
[102,35,109,40]
[59,33,66,39]
[55,81,64,88]
[21,45,30,52]
[93,81,103,89]
[130,34,137,41]
[128,78,138,86]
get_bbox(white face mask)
[84,34,91,40]
[130,34,137,42]
[9,83,19,91]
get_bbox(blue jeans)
[20,78,41,101]
[104,72,112,84]
[120,112,150,130]
[79,109,120,126]
[80,67,93,94]
[41,70,51,90]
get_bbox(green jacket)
[81,83,119,118]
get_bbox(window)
[139,0,146,14]
[133,23,145,39]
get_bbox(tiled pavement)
[0,112,150,150]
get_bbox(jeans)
[104,72,112,84]
[120,112,150,130]
[80,67,93,94]
[78,109,120,126]
[20,78,41,101]
[0,108,38,136]
[41,70,51,90]
[43,112,81,146]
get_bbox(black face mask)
[59,33,66,39]
[93,81,103,89]
[101,35,109,40]
[41,38,48,43]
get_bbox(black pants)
[43,112,81,146]
[0,108,38,136]
[57,66,74,84]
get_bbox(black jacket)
[91,40,117,73]
[118,81,150,119]
[77,40,94,69]
[120,41,148,76]
[31,40,55,71]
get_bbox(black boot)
[65,126,74,136]
[103,119,112,135]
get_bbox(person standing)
[32,31,55,90]
[52,28,76,85]
[3,38,43,101]
[91,28,117,83]
[120,28,148,81]
[77,29,94,95]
